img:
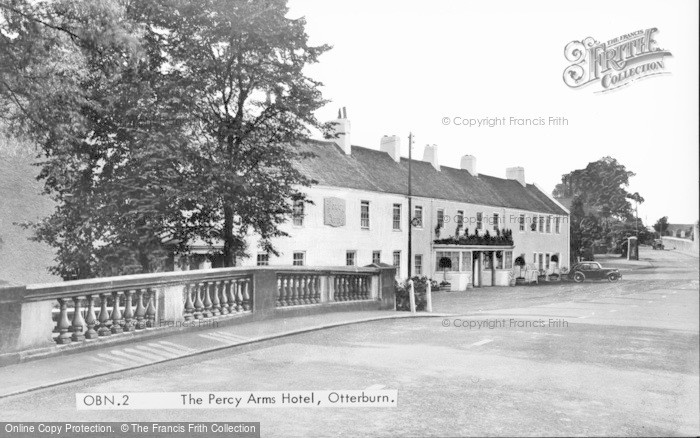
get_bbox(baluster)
[226,280,236,313]
[84,295,98,339]
[183,284,195,321]
[364,276,371,299]
[110,291,124,334]
[145,288,156,328]
[97,293,111,336]
[353,277,360,300]
[202,282,213,318]
[282,276,290,306]
[344,276,350,301]
[193,282,204,319]
[242,279,251,311]
[123,290,135,332]
[305,275,312,304]
[333,276,339,301]
[315,276,322,303]
[219,281,229,315]
[231,279,240,312]
[299,276,307,304]
[71,296,86,341]
[226,280,237,313]
[276,277,282,307]
[309,276,317,304]
[135,289,146,330]
[56,298,72,344]
[211,281,221,316]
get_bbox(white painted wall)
[240,184,570,286]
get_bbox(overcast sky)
[288,0,699,224]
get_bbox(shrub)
[395,276,431,311]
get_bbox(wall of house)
[409,196,570,279]
[240,185,410,278]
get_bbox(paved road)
[0,248,697,436]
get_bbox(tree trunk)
[223,204,236,267]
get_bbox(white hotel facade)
[190,114,570,289]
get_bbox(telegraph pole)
[407,132,413,279]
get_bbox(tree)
[555,157,643,262]
[654,216,669,237]
[2,0,331,277]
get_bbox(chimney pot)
[506,166,526,186]
[461,155,477,176]
[329,108,351,155]
[423,144,440,171]
[380,135,402,162]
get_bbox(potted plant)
[514,255,526,284]
[438,257,452,291]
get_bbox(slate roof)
[295,140,568,216]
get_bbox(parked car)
[568,262,621,283]
[652,239,665,250]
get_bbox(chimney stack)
[506,166,526,186]
[380,135,402,162]
[331,107,351,155]
[461,155,477,176]
[422,144,440,170]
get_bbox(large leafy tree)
[147,0,330,266]
[554,157,644,261]
[653,216,669,236]
[1,0,329,278]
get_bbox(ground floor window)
[372,250,381,265]
[293,252,305,266]
[461,251,472,271]
[546,253,551,270]
[496,251,504,269]
[414,254,423,276]
[346,251,356,266]
[538,253,544,270]
[504,251,513,269]
[436,251,459,272]
[393,251,401,278]
[257,253,269,266]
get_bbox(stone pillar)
[253,270,278,316]
[377,267,397,310]
[0,286,55,358]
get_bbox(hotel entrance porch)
[432,244,515,291]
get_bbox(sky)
[287,0,699,224]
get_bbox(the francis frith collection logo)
[563,28,672,92]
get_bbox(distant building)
[664,223,695,240]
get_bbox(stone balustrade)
[0,265,396,365]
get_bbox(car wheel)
[573,272,585,283]
[607,273,619,282]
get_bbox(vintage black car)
[568,262,621,282]
[652,239,665,250]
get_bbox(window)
[457,210,464,227]
[392,204,401,230]
[292,200,304,226]
[414,254,423,276]
[546,216,551,233]
[519,214,525,231]
[545,254,551,269]
[346,251,356,266]
[493,213,499,231]
[539,216,545,233]
[505,251,513,269]
[360,201,370,229]
[437,209,444,228]
[414,206,423,227]
[533,253,537,264]
[531,215,537,232]
[293,252,305,266]
[555,217,561,234]
[538,253,544,270]
[436,251,459,272]
[461,251,472,271]
[372,251,381,264]
[256,253,269,266]
[476,212,483,230]
[496,251,504,269]
[483,252,493,270]
[393,251,401,278]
